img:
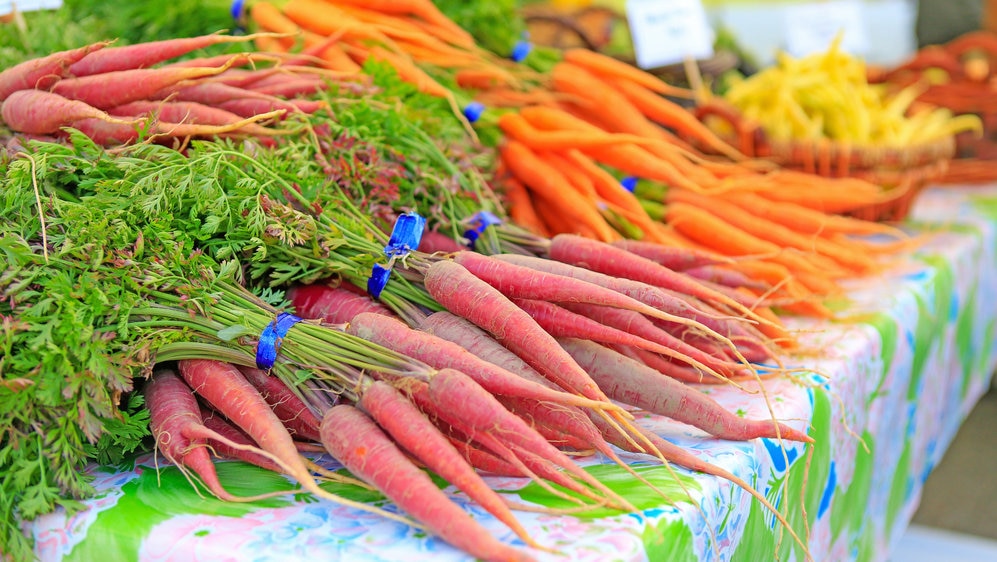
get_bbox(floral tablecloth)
[25,185,997,562]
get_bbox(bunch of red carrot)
[140,232,818,560]
[0,32,351,147]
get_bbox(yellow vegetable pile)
[718,39,982,147]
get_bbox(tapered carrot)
[346,311,617,411]
[498,112,660,151]
[145,368,290,502]
[422,259,611,403]
[320,403,536,562]
[503,178,551,237]
[250,2,303,49]
[289,283,395,323]
[107,100,284,137]
[562,338,811,442]
[560,48,694,99]
[500,140,619,242]
[68,33,269,77]
[456,67,514,90]
[52,62,239,110]
[2,90,136,135]
[531,190,603,239]
[514,298,729,382]
[612,78,745,161]
[547,233,765,319]
[540,150,597,199]
[665,202,842,282]
[489,253,760,354]
[324,0,475,49]
[582,143,706,192]
[611,238,731,271]
[179,359,418,527]
[427,369,636,511]
[358,380,544,551]
[238,366,322,442]
[724,191,909,238]
[559,301,750,378]
[0,40,111,101]
[561,149,647,217]
[669,190,876,274]
[418,311,557,390]
[366,45,451,98]
[551,62,670,141]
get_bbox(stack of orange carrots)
[245,0,917,318]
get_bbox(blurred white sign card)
[626,0,714,69]
[783,0,868,58]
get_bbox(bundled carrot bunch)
[0,32,353,147]
[2,131,815,560]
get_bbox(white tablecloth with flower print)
[25,185,997,562]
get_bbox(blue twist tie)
[463,210,502,250]
[463,102,486,123]
[255,312,302,370]
[230,0,247,33]
[367,213,426,299]
[510,41,533,63]
[621,176,638,192]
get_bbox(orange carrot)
[561,48,694,99]
[551,62,670,141]
[612,78,745,161]
[250,1,302,48]
[561,149,647,217]
[500,140,619,242]
[669,190,877,274]
[498,111,661,151]
[503,178,551,237]
[326,0,475,49]
[725,191,908,238]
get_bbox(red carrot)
[320,404,536,562]
[419,229,465,253]
[561,339,812,443]
[51,62,240,109]
[358,380,544,550]
[289,283,395,323]
[557,301,748,378]
[250,77,328,98]
[346,311,612,410]
[514,298,729,382]
[237,366,323,442]
[404,378,593,504]
[548,234,757,319]
[145,368,288,501]
[67,33,266,77]
[427,369,636,511]
[418,311,556,390]
[611,238,731,271]
[613,344,726,384]
[199,406,285,473]
[446,436,522,477]
[107,100,282,137]
[2,90,136,135]
[217,97,321,117]
[450,250,721,337]
[489,253,760,359]
[178,359,416,526]
[0,40,111,101]
[421,258,610,403]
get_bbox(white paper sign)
[783,0,868,58]
[0,1,63,16]
[626,0,715,69]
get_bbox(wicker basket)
[694,100,955,222]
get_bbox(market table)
[24,184,997,562]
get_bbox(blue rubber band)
[255,312,302,370]
[621,176,638,192]
[367,213,426,299]
[463,210,502,250]
[510,41,533,63]
[463,102,486,123]
[230,0,245,21]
